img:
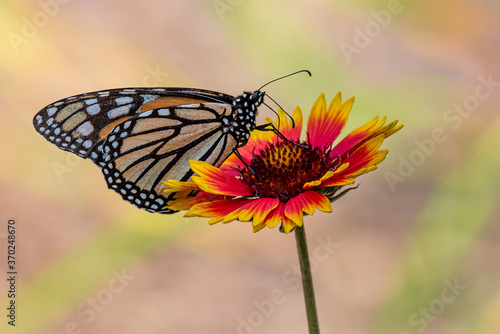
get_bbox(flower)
[163,93,403,234]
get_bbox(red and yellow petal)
[252,221,268,233]
[283,190,333,228]
[307,92,355,149]
[165,190,228,211]
[315,176,356,188]
[261,202,300,234]
[302,163,352,189]
[369,119,404,140]
[340,135,387,176]
[348,150,387,177]
[264,202,286,229]
[281,214,299,234]
[189,160,254,196]
[222,197,279,224]
[165,195,202,211]
[344,135,388,175]
[185,198,253,224]
[332,117,403,159]
[331,116,383,157]
[162,179,199,193]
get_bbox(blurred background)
[1,0,499,333]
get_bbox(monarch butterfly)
[33,70,310,214]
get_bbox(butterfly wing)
[33,88,234,166]
[101,103,238,213]
[33,87,238,213]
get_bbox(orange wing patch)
[140,96,213,112]
[98,96,218,146]
[98,116,134,140]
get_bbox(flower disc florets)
[241,142,336,202]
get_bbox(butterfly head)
[234,90,265,107]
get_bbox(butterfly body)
[33,87,264,213]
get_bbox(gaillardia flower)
[163,93,403,234]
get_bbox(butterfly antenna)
[257,70,312,92]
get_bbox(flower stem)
[294,225,320,334]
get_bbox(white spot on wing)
[85,98,98,105]
[120,89,136,94]
[142,94,158,103]
[75,121,94,136]
[139,110,153,118]
[115,97,134,105]
[47,107,57,116]
[157,109,170,116]
[83,140,92,148]
[86,104,100,115]
[108,105,132,119]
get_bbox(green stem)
[295,225,320,334]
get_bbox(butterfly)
[33,71,310,214]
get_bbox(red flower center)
[240,141,337,202]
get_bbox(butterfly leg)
[232,147,256,176]
[254,123,308,149]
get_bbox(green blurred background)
[1,0,499,333]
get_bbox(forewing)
[33,87,231,167]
